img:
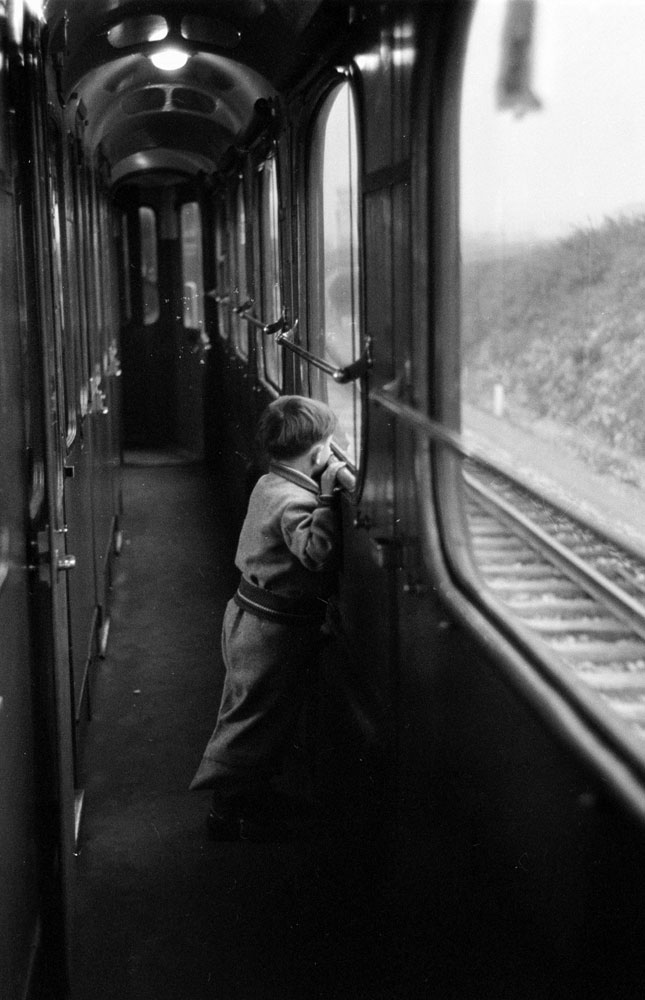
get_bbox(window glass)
[48,152,72,443]
[231,183,248,358]
[70,141,90,416]
[308,82,361,465]
[99,198,117,368]
[214,199,229,341]
[460,2,645,731]
[92,180,106,360]
[180,202,204,329]
[61,140,84,425]
[258,158,283,387]
[139,206,159,326]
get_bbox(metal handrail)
[370,386,471,456]
[223,298,286,336]
[214,294,374,384]
[277,323,373,384]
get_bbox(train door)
[120,187,206,457]
[0,13,57,998]
[14,15,77,992]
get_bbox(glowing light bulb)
[149,48,189,71]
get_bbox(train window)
[214,197,230,342]
[49,151,73,444]
[57,132,86,442]
[258,157,283,388]
[180,202,204,330]
[459,2,645,742]
[139,206,159,326]
[99,198,117,370]
[121,213,132,322]
[107,15,168,48]
[59,139,85,425]
[90,178,107,375]
[231,182,249,359]
[69,140,91,416]
[308,81,361,466]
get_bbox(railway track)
[464,461,645,739]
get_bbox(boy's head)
[257,395,338,462]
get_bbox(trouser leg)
[190,603,322,793]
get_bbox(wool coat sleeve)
[280,498,338,572]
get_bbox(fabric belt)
[233,576,328,626]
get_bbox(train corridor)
[70,453,391,1000]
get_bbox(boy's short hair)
[257,395,338,461]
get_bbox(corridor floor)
[70,457,390,1000]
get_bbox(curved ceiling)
[42,0,338,187]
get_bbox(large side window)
[139,205,159,326]
[48,121,75,445]
[459,2,645,745]
[180,201,204,330]
[231,182,249,359]
[258,157,282,387]
[70,139,90,416]
[214,196,230,342]
[308,81,361,466]
[61,140,85,430]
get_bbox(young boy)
[190,395,355,840]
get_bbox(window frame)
[408,1,645,816]
[256,154,283,389]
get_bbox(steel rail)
[465,471,645,645]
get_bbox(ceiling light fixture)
[149,48,190,71]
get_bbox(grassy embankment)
[462,215,645,485]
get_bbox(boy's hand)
[335,464,357,492]
[320,457,355,496]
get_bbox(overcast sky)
[461,1,645,243]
